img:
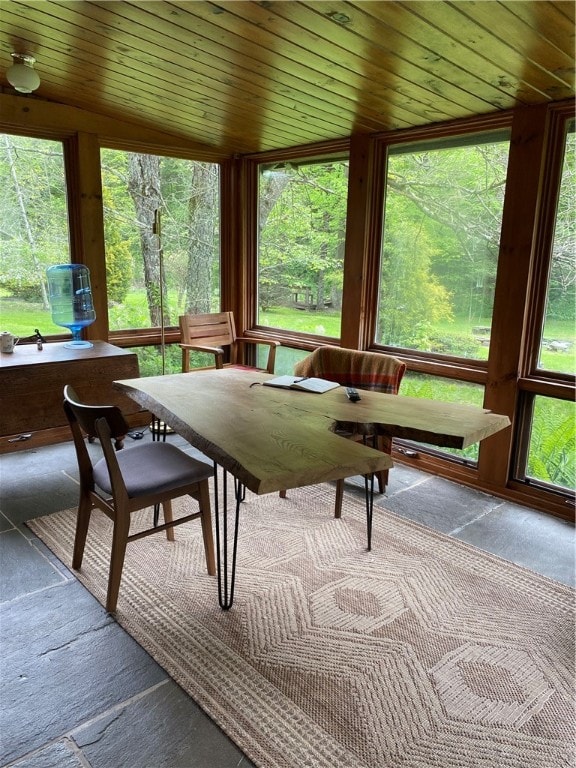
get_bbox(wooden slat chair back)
[63,384,215,612]
[283,346,406,517]
[179,311,278,374]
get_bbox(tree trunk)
[184,163,215,314]
[127,154,167,327]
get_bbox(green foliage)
[131,345,182,377]
[0,277,43,301]
[102,187,133,304]
[258,161,348,323]
[377,138,508,353]
[528,398,575,488]
[426,331,482,357]
[100,149,220,328]
[0,135,70,304]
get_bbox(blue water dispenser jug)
[46,264,96,348]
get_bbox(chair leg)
[163,500,175,542]
[376,468,389,494]
[72,495,93,570]
[334,479,344,518]
[197,482,216,576]
[378,436,392,493]
[106,513,130,613]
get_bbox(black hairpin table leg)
[364,471,375,551]
[361,433,378,551]
[213,463,242,610]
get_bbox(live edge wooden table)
[115,368,510,609]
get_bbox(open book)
[263,375,340,394]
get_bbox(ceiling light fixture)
[6,53,41,94]
[328,11,351,24]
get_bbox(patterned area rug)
[29,485,575,768]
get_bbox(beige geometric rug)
[29,485,575,768]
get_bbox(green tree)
[378,137,510,351]
[102,188,132,304]
[258,161,348,312]
[0,134,70,306]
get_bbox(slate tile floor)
[1,434,574,768]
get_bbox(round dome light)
[6,53,41,94]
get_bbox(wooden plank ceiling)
[1,1,574,157]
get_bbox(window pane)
[398,372,485,462]
[377,133,510,359]
[101,149,220,332]
[257,159,348,339]
[525,396,575,492]
[256,345,309,375]
[0,134,70,338]
[125,344,203,378]
[538,121,575,375]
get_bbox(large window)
[257,158,349,340]
[377,132,510,360]
[518,118,575,494]
[0,134,71,339]
[537,120,575,375]
[100,149,220,375]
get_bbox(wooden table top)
[115,369,510,495]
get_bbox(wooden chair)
[281,346,406,517]
[63,385,215,613]
[179,311,278,374]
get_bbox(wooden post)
[341,133,382,350]
[65,132,109,342]
[479,104,549,486]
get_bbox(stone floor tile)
[380,474,499,533]
[0,487,80,526]
[0,529,65,603]
[5,740,84,768]
[73,679,253,768]
[455,501,576,586]
[0,512,13,533]
[0,582,167,765]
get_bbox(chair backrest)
[179,311,236,350]
[64,384,129,491]
[294,346,406,394]
[63,385,130,502]
[63,384,129,441]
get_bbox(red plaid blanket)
[294,346,406,394]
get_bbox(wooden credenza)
[0,341,143,453]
